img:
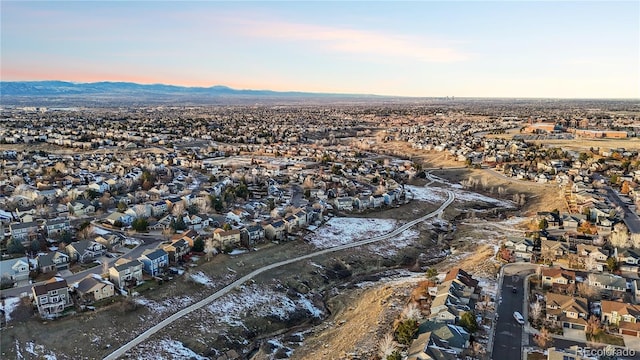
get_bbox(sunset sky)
[1,1,638,98]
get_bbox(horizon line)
[1,79,639,101]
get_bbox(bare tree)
[377,333,398,360]
[577,281,599,300]
[204,237,217,261]
[610,222,631,248]
[402,302,422,321]
[172,202,185,217]
[533,327,552,349]
[530,301,543,322]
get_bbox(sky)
[1,1,639,98]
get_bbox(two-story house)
[36,251,70,273]
[32,277,73,318]
[67,200,95,216]
[66,240,106,263]
[162,239,190,263]
[541,267,576,292]
[576,244,609,271]
[601,300,640,337]
[241,224,265,247]
[108,258,143,289]
[545,293,589,330]
[44,218,70,237]
[95,234,123,250]
[588,273,627,298]
[0,257,30,286]
[138,248,169,276]
[264,220,286,241]
[213,228,241,250]
[75,274,115,302]
[9,221,39,245]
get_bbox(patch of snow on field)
[306,217,399,249]
[367,228,420,257]
[0,297,21,321]
[190,271,214,286]
[22,341,57,360]
[452,189,515,207]
[405,185,448,203]
[138,339,209,360]
[135,295,194,314]
[228,249,248,256]
[207,284,323,327]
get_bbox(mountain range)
[0,81,381,99]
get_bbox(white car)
[513,311,525,325]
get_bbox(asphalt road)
[492,265,536,360]
[103,190,455,360]
[604,187,640,234]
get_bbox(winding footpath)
[104,189,455,360]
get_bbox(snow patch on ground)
[206,284,323,327]
[305,217,400,249]
[405,185,448,203]
[452,189,515,207]
[137,339,209,360]
[190,271,214,287]
[135,295,194,314]
[0,297,21,321]
[21,341,58,360]
[123,237,141,246]
[228,249,248,256]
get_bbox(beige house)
[76,274,115,302]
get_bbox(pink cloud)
[227,17,469,63]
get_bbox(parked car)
[513,311,525,325]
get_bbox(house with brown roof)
[601,300,640,337]
[545,293,588,330]
[32,277,73,318]
[541,267,576,292]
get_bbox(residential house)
[264,220,286,241]
[370,194,385,208]
[601,300,640,337]
[615,248,640,272]
[416,321,470,354]
[109,258,143,289]
[66,240,106,263]
[545,293,588,330]
[87,181,110,194]
[0,256,30,286]
[334,197,354,211]
[576,244,609,271]
[293,209,309,227]
[95,234,123,250]
[75,274,115,302]
[32,277,73,318]
[241,224,265,247]
[150,215,173,231]
[9,221,39,245]
[138,248,169,276]
[541,240,570,261]
[151,201,168,216]
[504,237,535,261]
[541,267,576,292]
[631,279,640,304]
[44,218,70,237]
[37,251,70,273]
[105,211,134,226]
[283,215,298,233]
[67,200,95,216]
[172,229,198,247]
[162,239,190,263]
[354,196,371,210]
[213,228,241,250]
[588,273,627,297]
[407,331,458,360]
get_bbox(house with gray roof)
[0,256,30,286]
[37,251,70,273]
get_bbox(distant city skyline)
[1,1,638,99]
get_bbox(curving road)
[104,190,455,360]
